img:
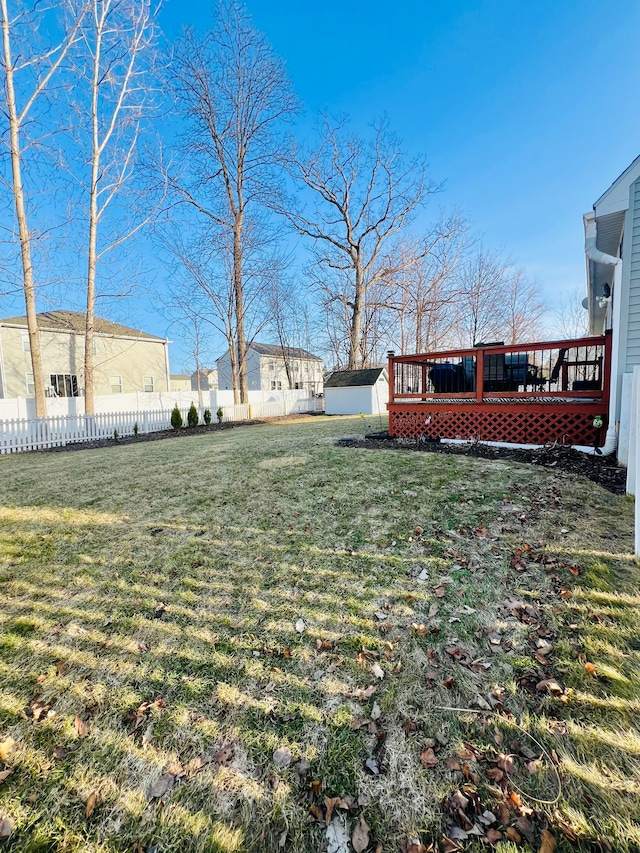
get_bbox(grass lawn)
[0,415,638,853]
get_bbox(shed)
[324,367,388,415]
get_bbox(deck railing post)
[475,348,484,403]
[602,329,613,408]
[387,351,395,405]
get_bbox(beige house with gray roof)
[0,311,170,399]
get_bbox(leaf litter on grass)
[0,416,636,852]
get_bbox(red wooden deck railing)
[387,333,611,447]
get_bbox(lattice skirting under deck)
[388,403,608,447]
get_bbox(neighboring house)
[0,310,170,399]
[584,154,640,463]
[216,343,323,394]
[324,367,388,415]
[191,368,218,392]
[171,374,192,392]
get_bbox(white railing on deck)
[0,397,323,454]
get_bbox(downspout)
[584,214,621,456]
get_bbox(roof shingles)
[0,310,164,341]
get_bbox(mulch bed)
[40,420,263,453]
[338,433,627,494]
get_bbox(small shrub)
[216,406,224,424]
[187,402,199,428]
[204,408,212,425]
[133,422,139,437]
[113,428,119,442]
[171,405,183,430]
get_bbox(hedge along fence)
[0,398,322,454]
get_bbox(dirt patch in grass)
[341,434,627,494]
[0,416,636,852]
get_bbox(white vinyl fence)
[0,397,323,454]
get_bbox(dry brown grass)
[0,415,636,852]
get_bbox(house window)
[271,380,282,390]
[25,372,35,396]
[267,359,275,372]
[50,374,79,397]
[21,333,30,352]
[143,375,154,392]
[110,375,123,394]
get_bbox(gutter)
[584,213,621,456]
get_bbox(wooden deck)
[387,333,611,447]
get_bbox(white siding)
[626,179,640,371]
[325,377,388,415]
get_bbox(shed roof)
[0,310,165,341]
[325,367,386,388]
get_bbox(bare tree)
[502,266,547,344]
[387,212,468,353]
[74,0,161,414]
[0,0,86,416]
[552,287,589,340]
[450,248,512,346]
[285,115,433,369]
[170,1,297,403]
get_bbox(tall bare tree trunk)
[84,15,102,415]
[348,261,365,369]
[233,212,248,403]
[1,0,46,417]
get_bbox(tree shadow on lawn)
[0,434,638,851]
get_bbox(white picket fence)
[0,397,323,454]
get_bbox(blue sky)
[150,0,640,368]
[6,0,638,369]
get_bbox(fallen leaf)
[485,828,502,844]
[0,738,15,762]
[539,829,557,853]
[364,757,380,775]
[514,816,534,841]
[371,702,382,721]
[403,716,418,734]
[53,746,68,760]
[324,796,342,826]
[505,827,522,842]
[74,716,89,738]
[309,804,324,822]
[536,679,564,696]
[56,661,67,677]
[273,747,292,768]
[154,602,167,618]
[0,816,15,838]
[30,700,52,721]
[0,769,12,784]
[85,791,97,819]
[295,618,306,633]
[371,663,384,680]
[420,747,438,768]
[148,774,174,799]
[585,662,596,676]
[351,816,370,853]
[326,815,350,853]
